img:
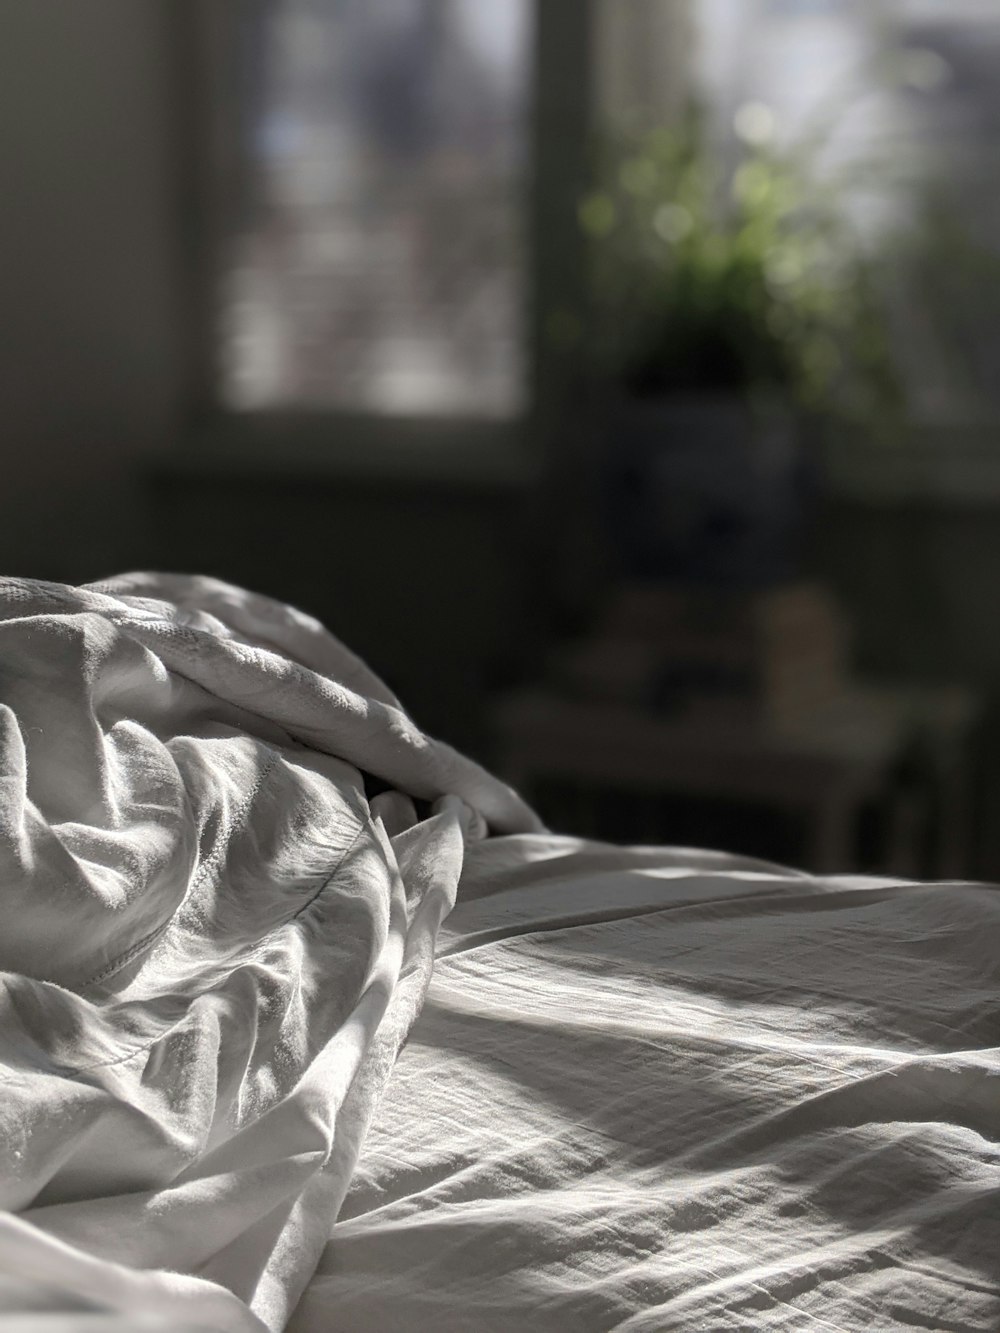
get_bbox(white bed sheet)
[293,838,1000,1332]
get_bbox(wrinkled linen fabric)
[294,841,1000,1333]
[3,574,999,1333]
[0,572,540,1331]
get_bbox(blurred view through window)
[220,0,532,418]
[215,0,1000,433]
[602,0,1000,431]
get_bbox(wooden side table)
[493,686,980,876]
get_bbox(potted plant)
[579,100,903,587]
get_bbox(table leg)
[809,792,856,875]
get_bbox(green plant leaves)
[580,104,904,434]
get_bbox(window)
[186,0,592,462]
[190,0,999,488]
[693,0,1000,426]
[218,1,533,420]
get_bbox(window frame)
[169,0,1000,504]
[169,0,595,487]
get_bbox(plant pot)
[603,393,814,588]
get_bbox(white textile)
[1,572,997,1333]
[296,839,1000,1332]
[0,573,538,1330]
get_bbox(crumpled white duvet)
[0,572,539,1331]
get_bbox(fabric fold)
[0,572,538,1330]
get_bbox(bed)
[1,573,997,1332]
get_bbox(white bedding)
[298,839,1000,1331]
[0,572,537,1331]
[1,574,997,1332]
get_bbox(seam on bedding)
[285,815,377,929]
[83,752,283,989]
[64,816,376,1077]
[435,880,950,960]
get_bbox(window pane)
[693,0,1000,422]
[220,0,532,418]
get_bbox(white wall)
[0,0,184,578]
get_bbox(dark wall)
[149,464,540,760]
[0,0,182,582]
[817,499,1000,688]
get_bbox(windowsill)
[157,411,542,493]
[158,412,1000,506]
[823,420,1000,505]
